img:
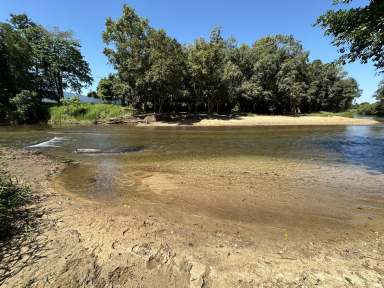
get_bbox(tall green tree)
[146,29,187,113]
[97,74,131,105]
[100,5,361,115]
[0,19,34,122]
[97,75,116,103]
[9,14,92,103]
[0,14,92,123]
[186,27,237,113]
[316,0,384,72]
[103,5,151,110]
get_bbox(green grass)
[48,103,131,124]
[0,167,31,239]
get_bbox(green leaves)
[100,5,360,115]
[317,0,384,72]
[0,13,92,123]
[374,80,384,114]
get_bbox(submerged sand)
[140,115,379,127]
[1,148,384,287]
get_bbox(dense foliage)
[49,97,129,124]
[0,14,92,124]
[317,0,384,116]
[0,168,30,239]
[374,80,384,114]
[317,0,384,73]
[94,5,361,115]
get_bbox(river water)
[1,124,384,199]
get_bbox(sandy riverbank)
[1,148,384,287]
[139,115,380,127]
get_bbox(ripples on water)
[317,126,384,173]
[0,124,383,174]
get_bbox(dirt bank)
[1,148,384,287]
[139,115,379,127]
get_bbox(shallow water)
[1,124,384,199]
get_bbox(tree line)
[0,14,92,123]
[89,5,361,115]
[317,0,384,115]
[1,1,383,124]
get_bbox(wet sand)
[1,148,384,287]
[140,115,379,127]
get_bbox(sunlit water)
[1,124,384,199]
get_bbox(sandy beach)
[139,115,380,127]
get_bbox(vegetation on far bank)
[48,98,130,124]
[0,14,92,125]
[91,6,361,116]
[0,167,30,240]
[1,0,384,125]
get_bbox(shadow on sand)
[140,113,246,125]
[0,194,59,285]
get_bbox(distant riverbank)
[140,114,380,127]
[38,102,382,126]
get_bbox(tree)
[238,35,310,114]
[103,5,151,110]
[0,19,35,122]
[0,14,92,123]
[40,30,93,102]
[97,75,117,103]
[101,5,361,115]
[103,6,188,113]
[8,14,92,103]
[186,27,237,113]
[316,0,384,72]
[146,29,187,113]
[9,90,42,124]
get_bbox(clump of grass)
[48,98,131,124]
[0,168,31,239]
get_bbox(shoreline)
[42,114,381,128]
[1,147,384,287]
[139,115,380,127]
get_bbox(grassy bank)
[48,102,131,124]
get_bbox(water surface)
[1,124,384,199]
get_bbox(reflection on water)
[317,125,384,173]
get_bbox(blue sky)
[1,0,381,103]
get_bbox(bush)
[353,102,379,116]
[9,90,43,124]
[49,99,131,124]
[0,168,30,239]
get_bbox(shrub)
[353,102,378,116]
[9,90,43,124]
[49,101,131,124]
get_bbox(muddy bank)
[1,148,384,287]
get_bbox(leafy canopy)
[316,0,384,72]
